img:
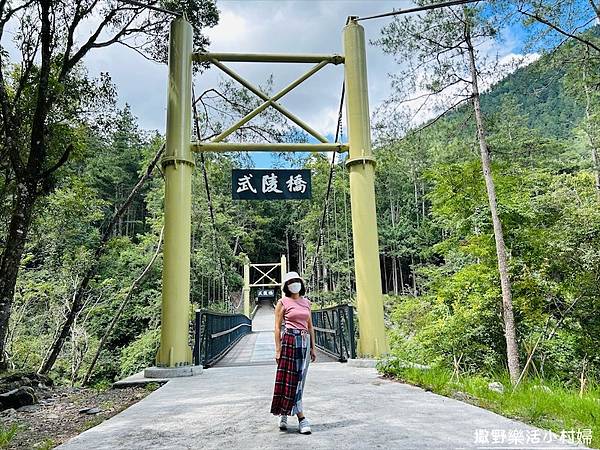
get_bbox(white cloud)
[392,50,540,132]
[82,0,407,135]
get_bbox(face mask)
[288,282,302,294]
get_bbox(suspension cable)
[192,88,218,246]
[343,176,352,297]
[308,82,345,290]
[355,0,485,22]
[192,88,226,309]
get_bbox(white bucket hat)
[281,271,304,290]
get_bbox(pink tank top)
[280,296,311,330]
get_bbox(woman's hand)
[275,349,281,363]
[310,348,316,362]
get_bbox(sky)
[85,1,407,135]
[83,1,409,166]
[6,1,538,167]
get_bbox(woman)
[270,271,316,434]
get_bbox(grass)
[144,382,160,392]
[378,359,600,448]
[34,439,56,450]
[91,379,112,392]
[0,424,22,449]
[81,416,104,432]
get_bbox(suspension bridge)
[149,15,388,374]
[57,8,585,449]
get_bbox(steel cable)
[308,82,345,292]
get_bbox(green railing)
[311,304,356,361]
[193,310,252,368]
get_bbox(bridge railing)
[311,304,357,362]
[193,310,252,368]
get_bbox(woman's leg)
[293,333,311,420]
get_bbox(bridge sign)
[232,169,311,200]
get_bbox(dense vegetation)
[372,23,600,387]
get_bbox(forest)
[0,0,599,446]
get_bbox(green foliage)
[34,439,56,450]
[373,10,600,383]
[91,379,113,392]
[388,156,600,379]
[144,382,160,392]
[0,3,598,421]
[119,328,160,378]
[481,59,584,140]
[0,423,22,449]
[387,263,505,372]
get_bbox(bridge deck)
[213,304,336,367]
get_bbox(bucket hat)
[281,271,304,290]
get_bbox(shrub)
[119,328,160,378]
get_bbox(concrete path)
[58,362,583,450]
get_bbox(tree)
[373,2,522,383]
[509,0,600,53]
[463,7,520,384]
[37,141,164,375]
[563,46,600,197]
[0,0,218,368]
[504,1,600,194]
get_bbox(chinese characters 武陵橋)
[232,169,311,200]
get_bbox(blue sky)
[250,132,337,168]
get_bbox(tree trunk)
[298,240,303,275]
[411,255,417,296]
[0,181,37,368]
[592,148,600,197]
[0,0,52,369]
[392,255,397,295]
[286,231,290,269]
[388,193,399,296]
[582,65,600,198]
[382,255,388,294]
[412,170,419,225]
[464,13,521,384]
[421,181,426,220]
[398,258,405,295]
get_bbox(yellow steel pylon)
[343,19,389,357]
[156,18,194,367]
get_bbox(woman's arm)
[307,311,317,362]
[274,300,284,362]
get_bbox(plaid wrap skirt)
[270,328,310,416]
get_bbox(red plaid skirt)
[270,331,305,416]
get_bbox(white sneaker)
[278,415,287,430]
[298,417,311,434]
